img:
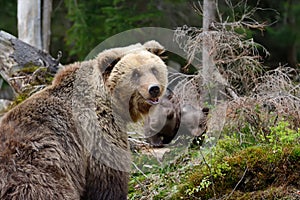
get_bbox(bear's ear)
[101,57,121,82]
[96,43,144,82]
[143,40,167,60]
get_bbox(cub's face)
[106,50,168,122]
[181,105,209,137]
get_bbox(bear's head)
[181,104,209,137]
[97,41,168,122]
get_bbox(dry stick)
[225,166,248,200]
[131,161,148,178]
[225,86,239,100]
[28,85,46,96]
[132,162,148,198]
[131,162,163,199]
[128,137,149,145]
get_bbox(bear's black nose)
[148,85,160,98]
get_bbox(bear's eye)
[132,69,141,81]
[151,67,159,77]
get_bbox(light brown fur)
[0,41,167,200]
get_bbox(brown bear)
[0,41,168,200]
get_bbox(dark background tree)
[253,0,300,68]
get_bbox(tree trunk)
[202,0,216,84]
[42,0,52,52]
[18,0,42,49]
[201,0,223,105]
[17,0,52,52]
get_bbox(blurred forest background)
[0,0,299,67]
[0,1,300,199]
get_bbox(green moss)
[173,141,300,199]
[15,63,55,85]
[129,119,300,199]
[18,64,40,74]
[225,186,300,200]
[45,76,54,84]
[7,92,30,109]
[290,146,300,161]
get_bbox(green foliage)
[0,0,17,35]
[290,146,300,161]
[10,93,29,108]
[0,0,297,66]
[219,0,300,67]
[185,177,211,196]
[18,64,40,74]
[265,1,300,45]
[257,0,300,67]
[269,121,300,144]
[64,0,161,60]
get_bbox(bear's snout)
[148,84,160,98]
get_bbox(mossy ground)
[129,121,300,199]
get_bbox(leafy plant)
[261,121,300,153]
[64,0,161,60]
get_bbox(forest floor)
[128,120,300,200]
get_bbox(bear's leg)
[0,128,84,200]
[83,163,129,200]
[146,135,164,147]
[161,134,175,144]
[0,169,81,200]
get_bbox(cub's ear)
[143,40,167,60]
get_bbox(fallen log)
[0,30,61,96]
